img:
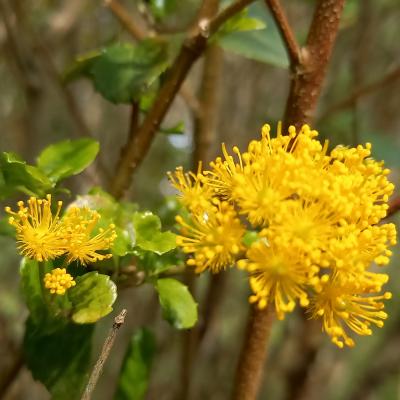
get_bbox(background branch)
[318,65,400,122]
[264,0,300,67]
[104,0,148,40]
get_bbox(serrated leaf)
[68,272,117,323]
[115,328,156,400]
[0,152,53,199]
[133,212,176,255]
[155,278,197,329]
[90,40,170,104]
[24,317,93,400]
[217,3,288,68]
[37,138,99,183]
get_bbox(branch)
[104,0,147,40]
[264,0,300,67]
[232,306,274,400]
[81,309,127,400]
[318,65,400,122]
[110,0,257,199]
[386,196,400,219]
[283,0,346,128]
[0,351,24,398]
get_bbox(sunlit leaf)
[217,3,288,68]
[133,212,176,255]
[0,152,53,199]
[155,278,198,329]
[37,138,99,183]
[68,272,117,324]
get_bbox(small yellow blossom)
[168,163,213,214]
[176,199,245,273]
[309,273,391,348]
[44,267,76,295]
[238,238,318,320]
[63,207,116,265]
[5,195,66,262]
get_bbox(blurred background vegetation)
[0,0,399,399]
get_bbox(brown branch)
[264,0,300,67]
[81,309,127,400]
[386,196,400,219]
[110,0,257,199]
[104,0,147,40]
[283,0,346,128]
[232,306,274,400]
[318,65,400,122]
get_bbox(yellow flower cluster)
[44,268,76,295]
[6,195,116,265]
[169,123,397,347]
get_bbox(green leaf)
[62,49,102,83]
[160,121,185,135]
[115,328,156,400]
[20,258,47,325]
[0,152,53,199]
[37,138,99,183]
[133,212,177,255]
[90,40,170,104]
[217,3,288,68]
[155,278,197,329]
[215,8,265,39]
[136,248,183,276]
[24,317,93,400]
[68,272,117,323]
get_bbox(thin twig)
[81,309,127,400]
[264,0,300,67]
[110,0,257,199]
[283,0,346,128]
[318,65,400,122]
[232,306,274,400]
[104,0,147,40]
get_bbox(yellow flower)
[171,122,397,346]
[44,267,76,295]
[168,163,213,214]
[309,273,391,348]
[5,195,66,262]
[63,207,117,265]
[176,199,245,273]
[238,238,318,320]
[209,124,329,226]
